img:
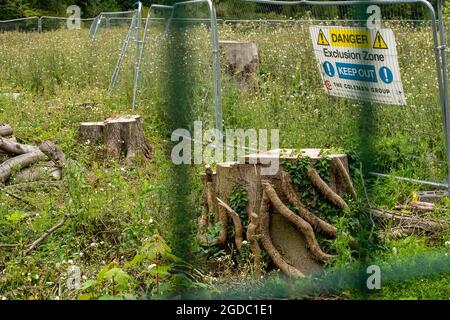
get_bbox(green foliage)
[229,186,248,220]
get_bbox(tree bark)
[13,163,62,184]
[308,168,348,209]
[217,197,244,251]
[263,182,333,263]
[0,136,39,155]
[259,190,305,278]
[281,170,337,237]
[40,140,66,167]
[0,150,47,183]
[0,124,13,137]
[247,212,262,278]
[78,122,105,144]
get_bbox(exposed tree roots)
[262,182,333,263]
[217,197,244,251]
[259,190,305,278]
[308,168,348,209]
[331,157,357,200]
[247,212,262,278]
[281,171,337,237]
[198,168,227,247]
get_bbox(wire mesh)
[0,17,39,32]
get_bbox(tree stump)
[219,40,259,91]
[77,115,151,162]
[198,149,356,278]
[78,122,105,144]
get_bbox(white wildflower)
[148,264,157,270]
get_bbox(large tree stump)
[219,40,259,92]
[77,115,151,162]
[199,149,354,277]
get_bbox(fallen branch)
[0,136,39,155]
[40,140,66,167]
[308,168,348,209]
[247,212,262,278]
[0,150,47,183]
[369,208,450,234]
[4,180,62,192]
[217,197,244,251]
[259,190,305,278]
[281,171,337,237]
[0,185,36,208]
[393,201,435,214]
[24,214,68,255]
[262,182,333,263]
[0,243,19,249]
[331,157,357,200]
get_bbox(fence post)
[38,17,42,32]
[437,0,450,191]
[210,0,224,136]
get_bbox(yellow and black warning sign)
[317,29,330,46]
[373,31,388,49]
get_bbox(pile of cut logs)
[0,123,65,188]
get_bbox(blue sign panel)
[336,62,377,83]
[379,66,394,84]
[323,61,335,77]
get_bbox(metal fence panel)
[214,0,449,186]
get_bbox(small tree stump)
[78,116,151,162]
[219,40,259,91]
[78,122,105,144]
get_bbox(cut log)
[13,163,62,184]
[78,122,105,144]
[219,40,259,91]
[0,136,39,155]
[40,140,66,167]
[369,208,450,233]
[0,124,13,137]
[0,150,47,184]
